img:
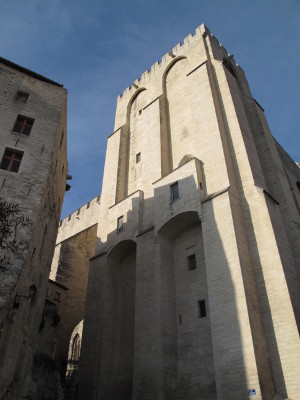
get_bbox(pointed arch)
[178,154,195,167]
[162,56,187,89]
[126,87,147,121]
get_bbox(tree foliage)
[0,198,31,273]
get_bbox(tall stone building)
[0,57,68,399]
[52,24,300,400]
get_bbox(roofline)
[0,56,64,87]
[48,278,69,290]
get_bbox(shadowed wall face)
[159,214,216,399]
[174,223,215,399]
[107,242,136,400]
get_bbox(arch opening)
[105,240,137,399]
[158,212,216,398]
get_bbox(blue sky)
[0,0,299,219]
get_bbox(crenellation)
[161,51,172,64]
[140,68,150,82]
[56,195,100,243]
[183,32,193,44]
[116,25,211,113]
[172,43,182,54]
[150,61,160,73]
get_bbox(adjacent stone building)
[0,57,68,399]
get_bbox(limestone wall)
[77,23,300,400]
[48,197,99,382]
[0,58,67,399]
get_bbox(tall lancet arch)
[161,56,198,172]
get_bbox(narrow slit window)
[198,300,206,318]
[136,152,141,163]
[13,115,34,135]
[188,254,197,270]
[60,131,64,148]
[170,182,179,202]
[117,215,124,232]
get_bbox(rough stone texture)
[0,58,67,399]
[21,299,64,400]
[55,24,300,400]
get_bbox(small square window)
[15,91,29,103]
[0,148,23,173]
[117,216,124,232]
[188,254,197,270]
[136,152,141,163]
[13,115,34,135]
[198,300,206,318]
[170,182,179,202]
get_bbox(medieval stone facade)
[75,24,300,400]
[0,57,68,399]
[22,23,300,400]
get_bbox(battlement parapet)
[57,195,100,243]
[116,23,241,105]
[117,24,209,101]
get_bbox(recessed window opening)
[16,91,29,103]
[13,115,34,135]
[136,152,141,163]
[199,182,203,190]
[170,181,179,202]
[188,254,197,270]
[179,314,182,325]
[198,300,206,318]
[54,292,61,302]
[117,215,124,232]
[0,148,23,173]
[139,109,142,115]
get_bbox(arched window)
[70,333,81,365]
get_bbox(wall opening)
[107,240,137,400]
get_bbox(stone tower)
[72,24,300,400]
